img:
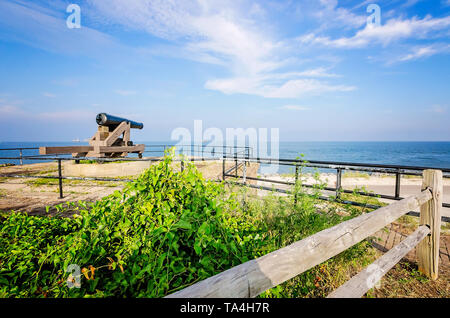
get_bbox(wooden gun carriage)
[39,113,145,158]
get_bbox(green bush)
[0,151,375,298]
[0,152,265,297]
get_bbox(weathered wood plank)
[327,225,430,298]
[166,189,432,298]
[99,145,145,153]
[418,169,442,280]
[39,146,93,155]
[104,121,129,147]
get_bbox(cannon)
[96,113,144,130]
[39,113,145,158]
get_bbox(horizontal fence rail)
[327,225,431,298]
[167,169,442,298]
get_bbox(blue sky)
[0,0,449,142]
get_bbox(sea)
[1,141,450,174]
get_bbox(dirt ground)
[0,165,124,216]
[368,220,449,298]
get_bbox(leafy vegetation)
[0,151,377,298]
[0,151,265,297]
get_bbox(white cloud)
[0,1,127,58]
[399,46,438,61]
[402,0,422,8]
[205,77,355,98]
[315,0,366,29]
[275,67,341,78]
[88,0,355,99]
[261,79,355,98]
[388,44,450,63]
[279,105,310,111]
[300,15,450,48]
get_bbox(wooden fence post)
[417,169,442,280]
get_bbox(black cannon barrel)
[96,113,144,129]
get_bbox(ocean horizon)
[1,141,450,171]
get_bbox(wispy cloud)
[299,15,450,49]
[279,105,310,111]
[88,0,355,99]
[402,0,422,8]
[0,1,127,58]
[313,0,366,30]
[395,44,450,62]
[205,77,355,98]
[3,0,448,104]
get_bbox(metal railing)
[142,144,251,159]
[220,155,450,222]
[0,145,251,165]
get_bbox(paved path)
[353,184,450,219]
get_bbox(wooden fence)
[166,169,442,298]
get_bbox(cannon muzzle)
[96,113,144,129]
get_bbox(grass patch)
[441,221,450,234]
[365,261,449,298]
[0,177,9,184]
[31,169,58,176]
[25,178,124,188]
[338,187,387,207]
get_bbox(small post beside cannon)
[39,113,145,158]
